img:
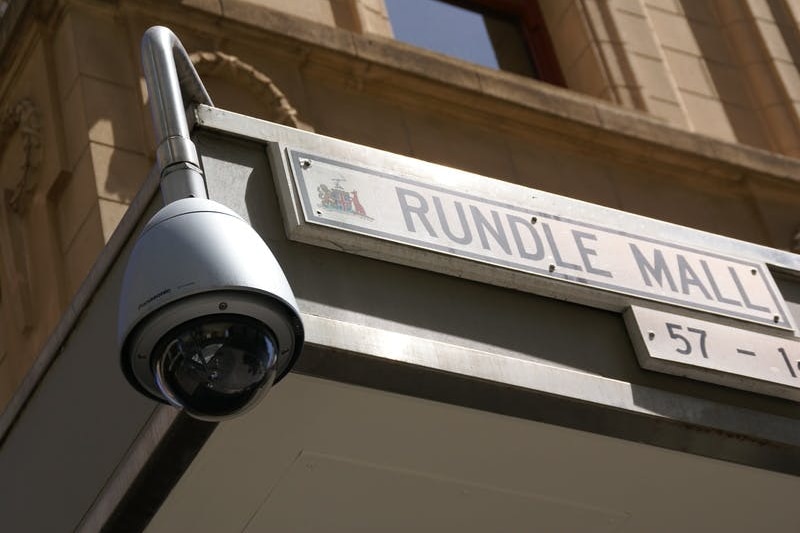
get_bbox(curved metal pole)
[141,26,213,203]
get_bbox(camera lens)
[152,314,278,419]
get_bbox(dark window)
[385,0,564,85]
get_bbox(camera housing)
[118,197,304,420]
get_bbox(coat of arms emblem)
[317,178,371,219]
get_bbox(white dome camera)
[119,26,304,420]
[118,198,304,420]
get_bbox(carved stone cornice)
[189,51,313,131]
[0,98,42,214]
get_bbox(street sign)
[274,146,793,331]
[625,305,800,400]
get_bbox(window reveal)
[385,0,564,85]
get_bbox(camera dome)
[118,198,304,420]
[153,314,279,419]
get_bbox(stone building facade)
[1,2,800,530]
[1,0,800,414]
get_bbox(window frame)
[430,0,565,86]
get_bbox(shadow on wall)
[680,0,800,156]
[767,0,800,66]
[679,0,773,150]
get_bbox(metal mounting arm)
[141,26,213,203]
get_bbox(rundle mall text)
[286,149,791,330]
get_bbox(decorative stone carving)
[0,98,42,215]
[189,51,313,131]
[0,98,42,333]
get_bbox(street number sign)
[625,305,800,400]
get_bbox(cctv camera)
[118,197,304,420]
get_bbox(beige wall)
[0,3,149,407]
[539,0,800,154]
[0,0,799,409]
